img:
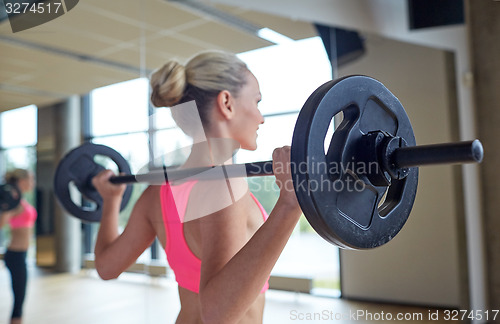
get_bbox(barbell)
[0,183,21,212]
[53,75,484,250]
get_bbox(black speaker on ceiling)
[408,0,464,30]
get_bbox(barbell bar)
[107,140,482,185]
[54,75,485,249]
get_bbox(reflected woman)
[0,169,37,324]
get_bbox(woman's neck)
[183,138,240,168]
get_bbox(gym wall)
[338,34,465,308]
[36,104,57,267]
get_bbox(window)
[88,79,155,262]
[0,104,38,187]
[90,78,149,136]
[0,104,37,149]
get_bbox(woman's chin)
[241,143,257,151]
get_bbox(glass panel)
[153,128,193,168]
[90,78,149,136]
[153,106,178,130]
[0,105,37,148]
[2,146,37,172]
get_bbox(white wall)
[337,35,462,307]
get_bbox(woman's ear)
[215,90,235,120]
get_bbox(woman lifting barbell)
[91,51,302,324]
[0,169,37,324]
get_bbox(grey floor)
[0,262,454,324]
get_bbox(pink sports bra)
[9,200,37,229]
[160,181,269,294]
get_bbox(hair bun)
[150,61,187,107]
[5,168,29,185]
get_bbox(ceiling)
[0,0,317,111]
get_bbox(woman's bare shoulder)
[132,185,163,222]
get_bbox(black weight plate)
[54,142,133,222]
[291,75,418,249]
[0,183,21,212]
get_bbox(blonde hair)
[5,168,30,185]
[150,51,249,128]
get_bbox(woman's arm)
[0,212,8,229]
[198,146,302,324]
[92,170,158,280]
[0,210,14,229]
